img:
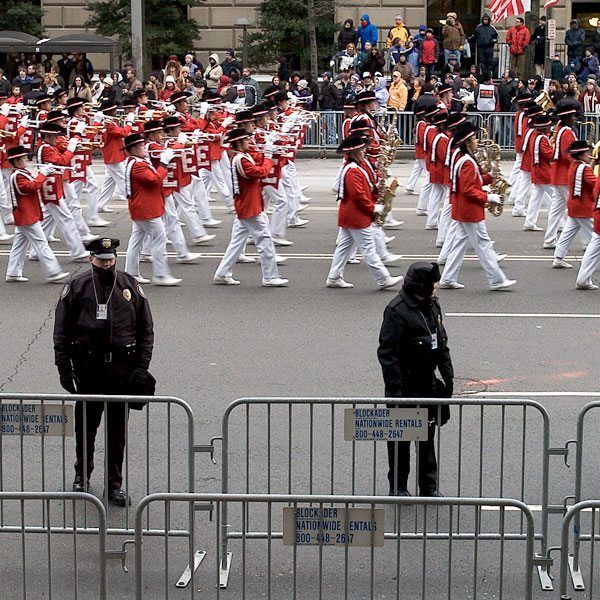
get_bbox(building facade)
[41,0,595,70]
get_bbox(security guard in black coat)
[53,238,154,506]
[377,262,453,497]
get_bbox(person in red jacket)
[122,132,181,287]
[213,128,288,287]
[506,17,531,78]
[439,122,516,290]
[553,141,596,270]
[524,114,553,231]
[419,29,439,79]
[326,136,403,290]
[5,145,69,283]
[545,105,578,248]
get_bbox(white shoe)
[425,225,438,230]
[300,195,311,203]
[6,275,28,282]
[542,243,556,249]
[438,280,465,289]
[237,254,256,263]
[28,255,39,261]
[383,219,404,229]
[4,214,14,225]
[227,207,236,214]
[275,255,288,264]
[100,207,114,213]
[266,208,274,215]
[213,275,240,285]
[383,254,402,265]
[384,235,395,244]
[202,219,221,228]
[489,279,516,290]
[436,257,446,266]
[495,253,507,263]
[552,258,572,269]
[523,225,543,232]
[297,203,309,212]
[405,188,416,195]
[72,252,90,262]
[577,283,599,290]
[192,234,216,245]
[133,275,150,284]
[82,234,99,243]
[273,237,293,246]
[347,258,360,264]
[176,252,202,264]
[378,275,403,289]
[152,275,182,286]
[46,271,70,283]
[140,254,153,263]
[0,233,14,243]
[262,277,289,287]
[289,218,309,228]
[87,218,110,227]
[48,235,61,243]
[326,277,354,288]
[416,209,427,216]
[512,211,527,217]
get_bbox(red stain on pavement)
[465,378,506,386]
[551,371,588,380]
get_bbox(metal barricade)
[135,493,536,599]
[485,112,516,151]
[0,491,109,599]
[215,397,551,588]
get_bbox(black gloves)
[443,378,454,398]
[59,370,79,394]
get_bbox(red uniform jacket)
[125,157,167,221]
[37,143,75,204]
[162,139,192,191]
[230,151,273,219]
[451,154,488,222]
[427,130,449,185]
[530,131,553,185]
[0,114,26,169]
[521,128,536,174]
[593,178,600,234]
[337,162,376,229]
[203,122,225,161]
[513,111,527,154]
[567,160,597,218]
[10,169,46,226]
[102,121,132,164]
[414,119,427,159]
[551,125,577,186]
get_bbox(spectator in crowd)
[506,17,530,78]
[388,37,404,70]
[124,68,143,98]
[57,53,73,85]
[363,46,385,76]
[163,57,181,83]
[221,49,242,77]
[358,14,378,51]
[411,77,424,106]
[204,53,223,91]
[240,67,259,106]
[219,75,238,102]
[419,29,439,80]
[159,75,177,101]
[41,54,55,74]
[7,85,22,105]
[6,53,22,82]
[338,19,359,51]
[498,69,518,112]
[12,66,33,94]
[333,69,352,99]
[294,78,313,108]
[387,70,408,110]
[0,69,10,97]
[394,53,415,85]
[319,72,340,110]
[533,16,547,77]
[551,54,565,80]
[580,48,600,81]
[441,53,461,77]
[413,24,427,52]
[271,75,280,88]
[441,12,465,67]
[471,13,497,76]
[68,75,93,103]
[331,43,358,72]
[579,79,600,113]
[43,71,60,97]
[184,53,199,78]
[548,79,564,105]
[142,80,157,101]
[386,15,411,48]
[69,53,93,85]
[374,73,389,107]
[276,57,290,82]
[97,76,119,105]
[592,20,600,57]
[565,19,586,70]
[356,41,371,72]
[189,79,206,104]
[289,72,301,93]
[473,70,498,112]
[306,74,320,103]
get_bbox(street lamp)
[234,17,253,67]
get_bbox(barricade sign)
[344,407,426,441]
[0,402,73,436]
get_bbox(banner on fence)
[343,407,427,441]
[0,402,73,436]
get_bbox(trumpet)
[147,148,191,158]
[187,131,220,143]
[253,143,297,154]
[29,163,73,172]
[0,129,18,138]
[77,140,104,151]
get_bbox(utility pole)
[131,0,145,79]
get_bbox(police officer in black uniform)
[53,238,154,506]
[377,262,454,497]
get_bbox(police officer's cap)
[402,261,441,297]
[85,237,120,259]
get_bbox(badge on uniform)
[137,284,145,298]
[96,303,108,320]
[431,334,438,350]
[60,283,70,299]
[123,288,132,302]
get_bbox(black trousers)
[477,47,494,74]
[387,422,438,495]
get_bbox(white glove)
[264,143,276,156]
[329,60,335,67]
[159,148,176,165]
[0,104,10,117]
[39,165,56,176]
[221,116,234,128]
[165,103,176,114]
[93,111,105,124]
[487,193,501,205]
[19,115,29,128]
[177,132,188,144]
[373,204,385,215]
[198,102,209,117]
[74,120,86,135]
[67,138,79,153]
[146,109,154,119]
[125,112,136,124]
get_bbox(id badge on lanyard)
[96,304,108,320]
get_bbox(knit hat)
[402,262,441,298]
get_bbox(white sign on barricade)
[343,407,427,441]
[0,403,73,436]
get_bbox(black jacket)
[319,81,340,109]
[533,25,546,65]
[499,79,518,111]
[338,20,359,51]
[377,290,453,400]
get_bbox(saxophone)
[373,108,402,226]
[477,127,509,217]
[579,121,599,176]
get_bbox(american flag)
[488,0,531,21]
[543,0,558,8]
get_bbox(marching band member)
[544,105,578,248]
[95,100,135,215]
[5,145,69,283]
[35,122,89,261]
[0,101,29,206]
[439,122,516,291]
[213,128,289,287]
[404,106,428,208]
[553,140,595,270]
[423,106,449,232]
[507,93,532,213]
[523,114,553,232]
[54,89,68,111]
[122,132,182,286]
[341,101,357,140]
[326,135,403,290]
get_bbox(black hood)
[402,262,441,298]
[344,19,354,28]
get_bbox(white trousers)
[191,175,214,222]
[577,232,600,287]
[220,150,233,196]
[0,169,10,234]
[2,167,13,208]
[508,152,522,189]
[97,162,126,211]
[513,170,532,214]
[7,222,62,278]
[425,183,446,229]
[435,187,451,245]
[162,194,189,258]
[544,185,568,246]
[173,183,207,240]
[524,183,551,229]
[125,217,171,279]
[40,200,86,258]
[201,162,233,207]
[328,226,390,285]
[70,168,100,221]
[416,170,431,213]
[554,217,593,259]
[280,163,303,224]
[215,213,279,280]
[441,220,507,286]
[405,158,425,192]
[63,181,92,238]
[266,183,288,238]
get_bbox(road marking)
[446,313,600,318]
[465,391,600,397]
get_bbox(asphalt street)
[1,157,599,598]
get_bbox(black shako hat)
[7,146,28,161]
[402,261,441,297]
[85,237,120,259]
[336,135,367,154]
[568,140,590,155]
[123,132,145,149]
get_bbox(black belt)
[73,342,137,364]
